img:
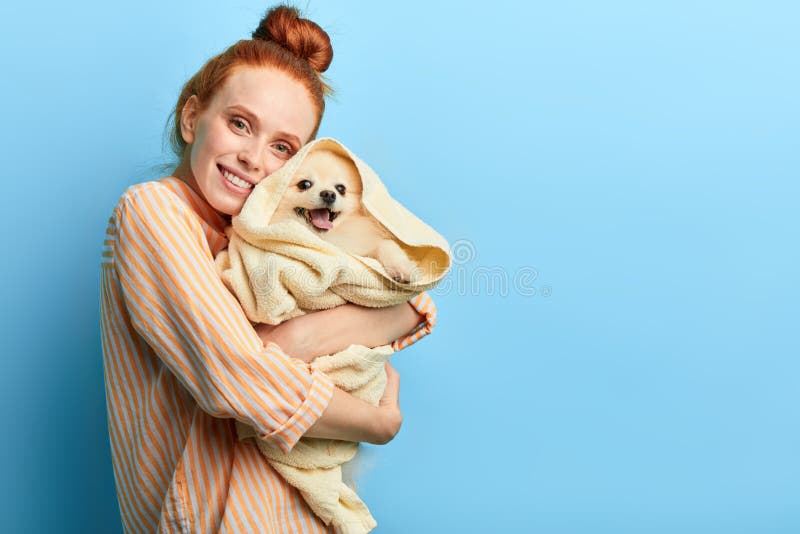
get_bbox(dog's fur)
[270,150,417,283]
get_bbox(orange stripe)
[225,478,254,534]
[236,450,269,534]
[273,463,290,532]
[258,451,283,534]
[286,473,310,532]
[190,418,213,533]
[101,277,163,528]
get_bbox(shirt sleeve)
[113,184,334,454]
[391,291,438,351]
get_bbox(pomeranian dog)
[270,149,417,283]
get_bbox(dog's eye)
[335,184,346,195]
[298,180,312,190]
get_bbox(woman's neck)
[171,158,231,224]
[172,158,197,193]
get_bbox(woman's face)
[177,65,318,217]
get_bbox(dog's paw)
[376,239,419,284]
[384,260,418,284]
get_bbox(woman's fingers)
[374,361,402,443]
[380,361,400,407]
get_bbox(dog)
[270,149,417,283]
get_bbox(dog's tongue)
[310,208,332,229]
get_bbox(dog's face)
[272,149,363,232]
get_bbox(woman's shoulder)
[108,177,226,247]
[112,177,193,218]
[106,178,205,242]
[117,177,186,206]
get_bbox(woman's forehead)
[212,66,317,140]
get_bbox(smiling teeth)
[222,169,252,189]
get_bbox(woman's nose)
[238,141,269,175]
[238,143,284,179]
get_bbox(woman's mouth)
[218,165,253,190]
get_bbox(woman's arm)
[257,292,437,362]
[256,301,424,362]
[304,361,403,443]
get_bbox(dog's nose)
[320,190,336,204]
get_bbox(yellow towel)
[216,138,451,533]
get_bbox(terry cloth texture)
[214,137,451,326]
[216,138,451,533]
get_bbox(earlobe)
[180,95,199,145]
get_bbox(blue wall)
[1,1,798,532]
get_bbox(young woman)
[99,6,436,533]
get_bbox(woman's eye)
[298,180,312,190]
[335,184,346,195]
[230,118,248,132]
[275,143,293,154]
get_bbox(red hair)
[169,5,333,160]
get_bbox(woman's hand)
[374,361,403,443]
[255,302,424,362]
[305,361,403,444]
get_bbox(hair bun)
[252,5,333,73]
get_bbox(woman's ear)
[180,95,200,145]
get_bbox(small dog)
[270,149,417,283]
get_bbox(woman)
[99,6,436,533]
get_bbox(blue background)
[1,1,798,532]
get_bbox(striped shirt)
[100,176,437,533]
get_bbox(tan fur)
[271,149,417,283]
